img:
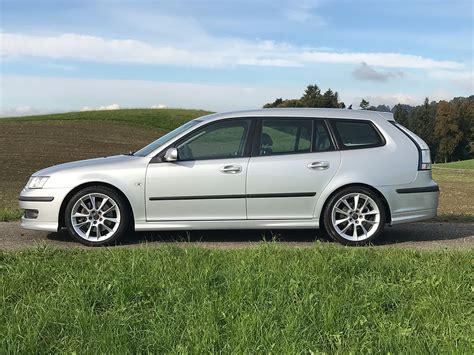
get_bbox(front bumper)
[19,187,70,232]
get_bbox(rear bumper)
[378,182,439,225]
[391,207,437,225]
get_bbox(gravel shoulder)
[0,221,473,251]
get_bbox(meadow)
[1,245,473,353]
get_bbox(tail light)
[420,149,431,170]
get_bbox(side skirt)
[135,219,320,231]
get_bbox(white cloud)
[0,106,40,117]
[353,62,404,82]
[1,75,467,117]
[80,103,121,111]
[352,94,418,108]
[151,104,167,109]
[0,31,464,70]
[0,75,302,114]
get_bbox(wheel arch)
[58,181,135,230]
[319,183,392,225]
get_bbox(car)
[19,108,439,246]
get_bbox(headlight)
[27,176,49,189]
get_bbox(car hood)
[33,155,141,176]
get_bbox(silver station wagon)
[19,108,439,246]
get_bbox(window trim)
[328,119,386,150]
[153,117,257,163]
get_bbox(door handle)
[307,161,329,170]
[220,165,242,174]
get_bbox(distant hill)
[0,108,212,131]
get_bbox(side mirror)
[163,147,178,162]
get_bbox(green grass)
[1,245,473,353]
[434,159,474,170]
[0,208,22,222]
[0,108,212,131]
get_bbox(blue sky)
[0,0,472,115]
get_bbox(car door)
[246,118,341,219]
[145,118,253,221]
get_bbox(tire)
[64,186,131,246]
[323,186,386,246]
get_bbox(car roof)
[198,108,393,122]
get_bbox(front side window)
[331,120,383,149]
[259,119,312,156]
[134,119,201,157]
[176,120,250,160]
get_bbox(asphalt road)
[0,221,473,250]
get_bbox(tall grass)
[0,208,22,222]
[1,245,472,353]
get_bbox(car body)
[19,108,439,245]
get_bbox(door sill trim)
[136,218,319,231]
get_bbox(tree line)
[263,84,474,162]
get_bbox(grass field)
[1,245,472,353]
[0,109,473,222]
[434,159,474,170]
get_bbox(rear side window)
[259,119,312,156]
[313,120,334,152]
[331,120,384,149]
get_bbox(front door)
[246,118,341,219]
[145,119,252,221]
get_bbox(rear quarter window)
[331,120,384,149]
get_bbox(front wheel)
[323,187,386,245]
[65,186,130,246]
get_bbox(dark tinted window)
[332,120,382,149]
[259,119,312,156]
[313,120,334,152]
[177,120,250,160]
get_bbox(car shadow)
[46,222,473,247]
[47,228,329,246]
[374,222,474,245]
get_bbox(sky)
[0,0,473,116]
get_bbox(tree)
[359,99,369,110]
[452,99,474,160]
[263,97,283,108]
[375,104,391,112]
[322,89,339,108]
[415,98,437,157]
[301,84,322,107]
[435,101,462,162]
[393,104,409,127]
[263,84,345,109]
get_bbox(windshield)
[133,119,202,157]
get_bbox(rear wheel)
[323,187,386,245]
[65,186,130,246]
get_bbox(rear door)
[246,118,341,219]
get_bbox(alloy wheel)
[330,192,380,242]
[70,193,121,242]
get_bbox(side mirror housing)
[163,148,178,162]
